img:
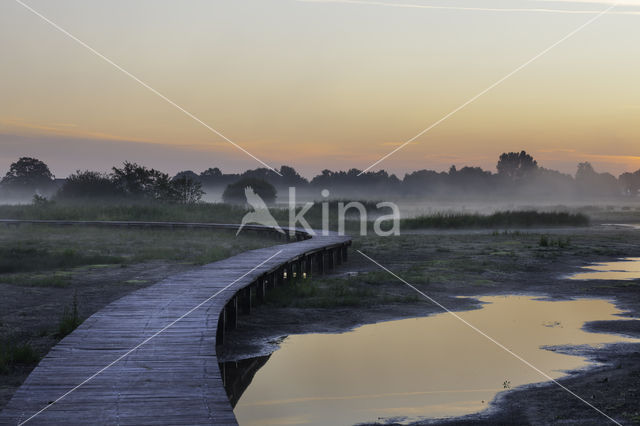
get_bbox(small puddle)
[226,296,639,425]
[569,258,640,281]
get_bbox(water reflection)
[228,296,639,426]
[570,257,640,281]
[221,355,272,408]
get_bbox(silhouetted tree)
[223,177,277,205]
[576,162,618,196]
[279,165,308,186]
[1,157,55,192]
[170,175,204,204]
[174,170,200,182]
[619,170,640,197]
[111,162,172,200]
[497,151,538,181]
[576,162,596,181]
[309,168,399,194]
[402,169,448,195]
[57,170,121,199]
[199,167,238,187]
[448,166,492,192]
[201,167,222,177]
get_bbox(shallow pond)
[229,296,638,426]
[569,257,640,281]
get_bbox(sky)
[1,0,639,178]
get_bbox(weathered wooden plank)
[0,221,350,425]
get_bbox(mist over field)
[2,151,638,223]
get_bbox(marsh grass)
[0,341,39,375]
[402,211,589,229]
[265,279,375,308]
[265,273,420,308]
[539,235,571,248]
[56,293,81,338]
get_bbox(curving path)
[0,220,351,425]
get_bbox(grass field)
[0,201,597,231]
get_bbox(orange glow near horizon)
[1,0,638,178]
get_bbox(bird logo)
[237,186,285,236]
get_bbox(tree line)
[1,151,640,203]
[0,158,203,204]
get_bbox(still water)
[570,257,640,281]
[230,296,638,426]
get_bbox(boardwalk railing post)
[305,255,312,279]
[295,259,303,282]
[216,310,226,346]
[327,249,334,270]
[226,297,238,330]
[318,251,325,275]
[240,286,252,315]
[257,279,266,302]
[219,362,226,387]
[286,263,294,284]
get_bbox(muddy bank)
[220,228,640,424]
[414,343,640,426]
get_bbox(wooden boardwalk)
[0,221,351,425]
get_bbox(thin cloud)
[543,0,640,6]
[584,153,640,162]
[297,0,640,15]
[0,117,153,144]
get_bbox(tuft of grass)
[539,235,549,247]
[56,293,82,338]
[0,341,40,375]
[539,235,571,249]
[402,211,589,229]
[122,279,148,285]
[266,278,377,308]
